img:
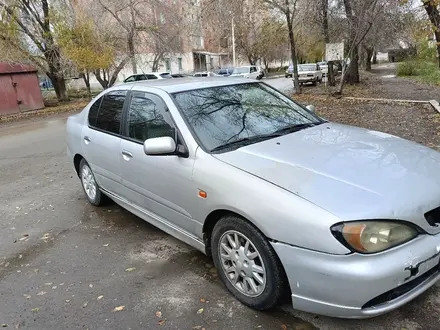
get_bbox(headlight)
[331,221,419,253]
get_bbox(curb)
[0,100,88,123]
[263,74,286,79]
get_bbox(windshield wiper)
[270,122,319,135]
[210,123,321,152]
[211,135,273,152]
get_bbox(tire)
[79,159,110,206]
[312,79,317,86]
[211,215,288,310]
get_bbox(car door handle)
[84,136,91,144]
[121,150,133,161]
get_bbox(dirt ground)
[293,63,440,152]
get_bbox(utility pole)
[232,16,236,67]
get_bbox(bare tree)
[0,0,70,101]
[97,0,146,74]
[422,0,440,68]
[263,0,302,93]
[336,0,383,94]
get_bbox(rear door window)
[94,91,127,134]
[146,74,158,80]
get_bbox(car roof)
[126,77,254,93]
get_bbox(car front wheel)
[211,215,288,310]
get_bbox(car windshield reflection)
[172,83,323,152]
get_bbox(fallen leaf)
[200,298,206,303]
[103,244,109,247]
[36,291,47,296]
[18,254,22,259]
[281,324,287,330]
[125,267,136,272]
[197,308,204,314]
[23,294,31,299]
[97,295,104,300]
[1,324,8,327]
[155,311,162,318]
[158,320,166,326]
[193,326,202,329]
[31,308,39,313]
[113,305,125,312]
[65,300,70,303]
[51,286,57,290]
[44,282,52,286]
[19,237,27,241]
[82,301,88,308]
[89,284,93,288]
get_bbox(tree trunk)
[94,69,109,89]
[321,0,335,86]
[45,50,68,101]
[287,17,300,93]
[422,0,440,68]
[372,51,377,64]
[345,46,360,84]
[82,71,91,95]
[328,61,335,85]
[50,74,68,102]
[128,35,137,74]
[365,46,374,71]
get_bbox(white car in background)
[123,72,172,83]
[193,71,220,77]
[297,63,323,85]
[230,66,263,80]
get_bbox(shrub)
[397,61,417,76]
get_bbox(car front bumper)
[298,76,316,82]
[271,234,440,318]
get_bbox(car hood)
[298,70,316,75]
[214,123,440,232]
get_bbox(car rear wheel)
[79,159,109,206]
[211,215,288,310]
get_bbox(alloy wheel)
[218,230,266,297]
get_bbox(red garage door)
[0,75,19,115]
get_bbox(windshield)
[172,83,322,152]
[298,64,316,71]
[232,67,249,74]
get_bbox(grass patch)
[397,60,440,86]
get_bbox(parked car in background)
[216,68,234,76]
[67,77,440,319]
[123,72,172,83]
[297,63,323,85]
[230,65,263,80]
[193,71,219,77]
[171,73,189,78]
[285,64,294,78]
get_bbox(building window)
[178,57,182,71]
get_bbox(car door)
[119,90,197,234]
[82,90,127,194]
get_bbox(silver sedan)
[66,78,440,318]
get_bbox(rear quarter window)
[92,91,127,134]
[88,97,103,126]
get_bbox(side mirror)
[306,105,316,113]
[144,137,176,156]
